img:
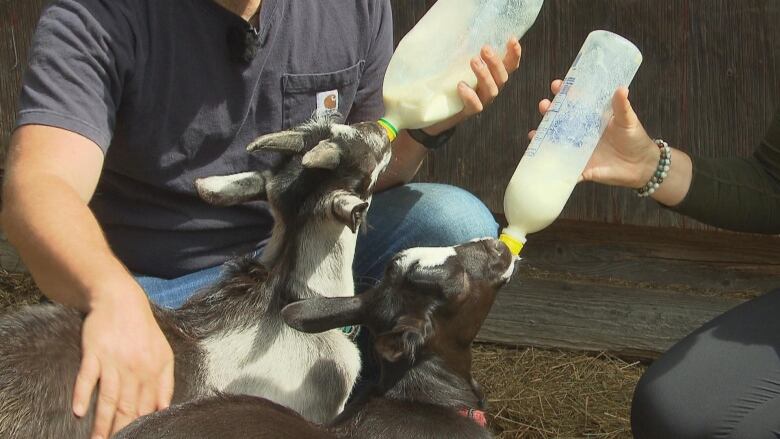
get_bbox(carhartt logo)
[324,94,337,109]
[317,90,339,112]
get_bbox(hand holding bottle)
[531,81,657,187]
[423,38,523,136]
[531,80,693,206]
[500,31,642,255]
[379,0,544,136]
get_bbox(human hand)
[423,38,523,135]
[530,80,660,188]
[72,285,174,438]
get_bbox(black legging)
[632,289,780,438]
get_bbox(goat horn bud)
[302,141,341,170]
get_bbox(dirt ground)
[0,269,645,439]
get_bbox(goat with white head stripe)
[116,238,518,439]
[0,113,392,438]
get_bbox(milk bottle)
[377,0,545,139]
[500,31,643,255]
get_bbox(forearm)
[374,130,428,191]
[669,155,780,234]
[2,174,140,311]
[649,112,780,233]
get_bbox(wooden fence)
[3,1,779,230]
[0,0,45,154]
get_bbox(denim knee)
[401,183,498,246]
[355,183,497,289]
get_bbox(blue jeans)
[137,183,499,307]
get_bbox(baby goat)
[116,238,517,439]
[0,114,392,438]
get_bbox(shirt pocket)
[281,60,365,129]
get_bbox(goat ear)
[331,193,369,233]
[374,316,427,363]
[195,171,267,206]
[302,141,342,170]
[246,131,306,154]
[282,295,367,334]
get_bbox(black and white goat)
[0,115,392,438]
[116,238,517,439]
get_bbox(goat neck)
[271,205,365,303]
[380,355,482,410]
[329,356,488,438]
[333,355,483,422]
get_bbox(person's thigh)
[136,247,267,309]
[632,289,780,439]
[136,264,227,309]
[354,182,498,289]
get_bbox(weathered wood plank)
[477,219,779,358]
[522,219,780,264]
[524,260,778,300]
[0,0,48,157]
[478,277,744,359]
[520,219,780,298]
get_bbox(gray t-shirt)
[16,0,392,278]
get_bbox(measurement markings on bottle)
[525,76,576,157]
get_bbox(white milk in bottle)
[377,0,545,139]
[500,31,643,255]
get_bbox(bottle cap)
[377,118,398,142]
[499,233,524,256]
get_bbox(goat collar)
[340,325,361,341]
[458,408,487,428]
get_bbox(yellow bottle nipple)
[499,233,524,256]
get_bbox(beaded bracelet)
[636,139,672,198]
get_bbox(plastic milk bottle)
[377,0,545,139]
[500,31,643,255]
